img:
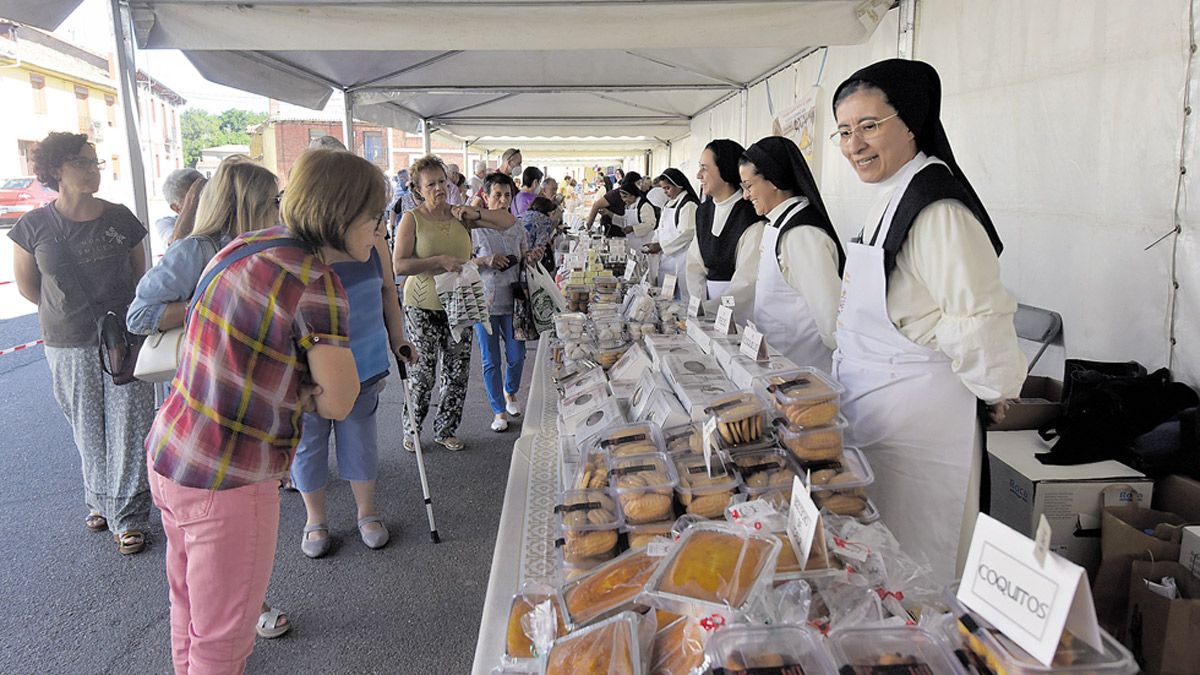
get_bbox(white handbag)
[133,327,185,383]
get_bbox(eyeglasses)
[66,157,106,170]
[829,113,900,145]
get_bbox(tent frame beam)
[623,50,743,88]
[587,92,690,119]
[354,83,736,94]
[348,50,463,90]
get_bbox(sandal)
[300,523,332,559]
[435,436,464,452]
[256,606,291,639]
[115,530,146,555]
[357,515,390,549]
[85,512,108,533]
[403,437,416,453]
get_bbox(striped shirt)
[146,227,351,489]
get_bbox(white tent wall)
[688,0,1198,386]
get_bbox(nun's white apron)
[831,155,980,587]
[656,201,688,299]
[753,201,832,373]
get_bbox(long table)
[471,344,562,674]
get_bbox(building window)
[308,128,324,144]
[105,94,116,127]
[75,85,91,135]
[363,131,385,165]
[30,74,46,114]
[111,155,120,181]
[17,140,37,175]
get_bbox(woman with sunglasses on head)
[830,60,1025,586]
[9,132,155,556]
[393,155,516,452]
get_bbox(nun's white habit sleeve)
[723,222,765,323]
[685,236,708,303]
[778,226,842,350]
[886,200,1027,403]
[632,202,657,239]
[659,200,697,257]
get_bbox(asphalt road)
[0,297,526,674]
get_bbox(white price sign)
[720,295,736,309]
[624,259,638,281]
[687,295,703,318]
[786,475,820,570]
[702,416,718,476]
[739,321,768,360]
[713,305,736,335]
[661,273,677,298]
[957,514,1102,666]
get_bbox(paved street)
[0,258,526,674]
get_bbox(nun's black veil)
[704,139,746,189]
[655,168,700,206]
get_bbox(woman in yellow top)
[393,155,516,451]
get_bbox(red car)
[0,177,57,228]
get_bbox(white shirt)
[658,196,697,257]
[862,158,1026,402]
[630,201,657,240]
[768,196,843,350]
[685,190,765,321]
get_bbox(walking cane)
[395,345,440,544]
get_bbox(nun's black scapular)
[742,136,846,274]
[833,59,1003,280]
[695,139,761,284]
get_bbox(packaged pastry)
[642,522,781,621]
[774,414,847,463]
[734,448,802,507]
[572,398,629,448]
[594,339,631,370]
[759,367,845,428]
[504,590,568,661]
[553,312,589,340]
[704,392,769,448]
[662,423,702,456]
[573,451,611,490]
[593,275,620,292]
[592,316,626,343]
[557,489,623,564]
[638,390,691,432]
[564,284,591,312]
[545,610,645,675]
[623,520,675,551]
[941,582,1137,675]
[649,616,707,675]
[704,624,837,675]
[672,454,742,519]
[807,447,875,519]
[608,343,653,383]
[607,454,678,524]
[827,626,963,675]
[593,422,665,458]
[560,549,662,629]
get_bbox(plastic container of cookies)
[941,582,1137,675]
[563,284,591,312]
[733,447,802,508]
[593,339,631,370]
[704,392,770,448]
[606,453,679,525]
[672,454,743,519]
[571,451,611,491]
[591,422,665,457]
[553,311,589,340]
[806,446,874,492]
[704,624,837,675]
[622,519,675,551]
[774,414,848,464]
[662,423,703,456]
[756,367,845,428]
[557,550,663,630]
[641,521,782,624]
[827,625,965,675]
[556,489,623,566]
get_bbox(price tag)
[720,295,736,309]
[1034,514,1052,567]
[739,321,769,360]
[702,416,718,476]
[786,475,820,570]
[623,259,638,281]
[646,537,674,557]
[661,273,677,297]
[957,514,1103,666]
[713,304,736,335]
[687,295,704,318]
[726,498,787,533]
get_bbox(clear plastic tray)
[622,519,676,550]
[553,311,589,339]
[638,389,691,432]
[571,450,611,490]
[662,423,702,456]
[590,421,665,457]
[757,366,845,428]
[704,624,837,675]
[640,522,781,623]
[672,454,742,519]
[545,610,645,675]
[557,549,662,630]
[774,414,848,464]
[807,446,874,493]
[593,339,631,370]
[705,392,770,447]
[606,453,679,525]
[557,488,623,533]
[827,625,964,675]
[504,591,569,662]
[733,447,802,505]
[942,583,1137,674]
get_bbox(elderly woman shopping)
[393,155,516,452]
[9,132,155,556]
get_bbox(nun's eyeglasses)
[830,113,900,145]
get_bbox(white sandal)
[256,606,290,639]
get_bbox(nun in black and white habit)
[829,59,1026,586]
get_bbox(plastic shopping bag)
[525,261,565,334]
[435,262,491,342]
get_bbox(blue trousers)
[474,314,526,414]
[290,379,384,493]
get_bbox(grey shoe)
[357,515,390,549]
[301,523,331,558]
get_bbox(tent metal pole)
[898,0,917,60]
[110,0,150,232]
[422,120,432,155]
[462,139,470,178]
[343,89,356,154]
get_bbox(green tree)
[180,108,267,168]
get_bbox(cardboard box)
[727,354,798,389]
[1181,526,1200,581]
[987,430,1153,576]
[988,375,1063,431]
[1153,474,1200,521]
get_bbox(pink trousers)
[149,461,280,675]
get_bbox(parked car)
[0,177,57,228]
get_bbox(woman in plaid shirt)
[145,149,388,674]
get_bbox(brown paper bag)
[1093,506,1187,634]
[1126,560,1200,675]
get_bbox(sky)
[55,0,270,114]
